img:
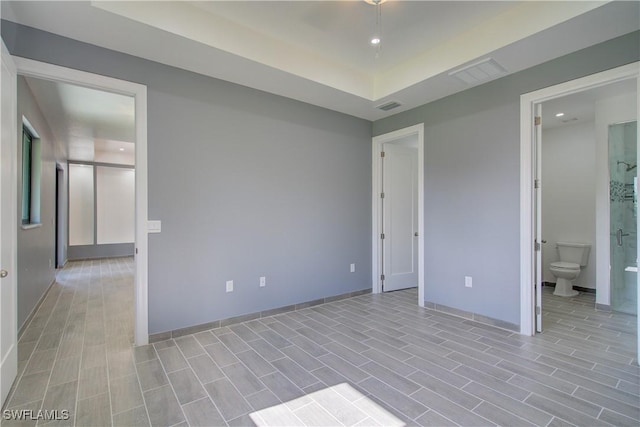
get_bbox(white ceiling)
[542,79,637,130]
[24,76,135,161]
[3,1,639,121]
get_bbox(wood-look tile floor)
[3,259,638,426]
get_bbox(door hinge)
[381,192,385,199]
[534,179,540,189]
[381,274,385,281]
[535,241,541,251]
[534,116,541,126]
[135,248,138,254]
[536,306,541,315]
[380,233,385,239]
[381,151,385,158]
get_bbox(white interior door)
[534,104,543,332]
[1,42,18,406]
[382,143,418,292]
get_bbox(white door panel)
[1,41,18,406]
[383,144,418,292]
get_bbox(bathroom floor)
[3,261,638,426]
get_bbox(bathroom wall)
[595,91,638,307]
[541,121,597,289]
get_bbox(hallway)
[5,258,134,425]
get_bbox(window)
[21,123,41,226]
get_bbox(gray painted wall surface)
[16,76,58,329]
[373,32,640,325]
[2,22,372,334]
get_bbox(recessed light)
[555,112,565,117]
[371,37,381,45]
[119,148,125,151]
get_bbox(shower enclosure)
[609,121,637,315]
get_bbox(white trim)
[20,224,42,230]
[519,62,640,336]
[1,40,19,407]
[13,57,150,345]
[372,123,425,306]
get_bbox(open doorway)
[12,57,148,345]
[0,54,149,407]
[13,57,149,348]
[372,124,425,305]
[539,81,637,314]
[520,62,639,357]
[55,164,65,268]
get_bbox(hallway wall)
[16,76,60,330]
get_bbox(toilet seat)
[550,261,579,271]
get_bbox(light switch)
[148,220,162,233]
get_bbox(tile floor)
[3,258,639,426]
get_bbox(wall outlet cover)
[260,276,266,287]
[226,280,234,292]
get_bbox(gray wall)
[2,22,373,334]
[16,76,58,330]
[373,31,640,326]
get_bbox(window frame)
[20,119,41,228]
[21,126,33,225]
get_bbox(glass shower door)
[609,121,637,315]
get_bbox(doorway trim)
[372,123,425,306]
[55,163,64,268]
[13,56,149,345]
[519,62,640,337]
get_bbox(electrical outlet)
[226,280,234,293]
[260,276,266,287]
[350,263,356,273]
[465,276,472,288]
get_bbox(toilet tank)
[557,242,591,266]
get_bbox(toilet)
[549,242,591,297]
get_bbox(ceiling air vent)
[449,58,507,85]
[377,101,402,111]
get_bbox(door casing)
[11,56,150,346]
[1,40,18,407]
[520,61,640,352]
[372,124,425,305]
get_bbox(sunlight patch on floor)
[249,383,405,427]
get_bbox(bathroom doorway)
[520,62,639,345]
[537,82,637,324]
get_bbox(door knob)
[0,270,7,278]
[414,232,419,237]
